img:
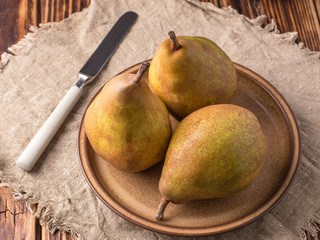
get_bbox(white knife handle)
[16,85,83,171]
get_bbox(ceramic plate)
[78,61,300,236]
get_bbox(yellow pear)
[84,62,172,173]
[156,104,267,220]
[149,31,237,120]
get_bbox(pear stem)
[155,197,171,221]
[168,31,181,51]
[133,61,150,83]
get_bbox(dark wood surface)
[0,0,319,239]
[220,0,320,51]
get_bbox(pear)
[156,104,267,220]
[149,31,237,120]
[84,62,172,173]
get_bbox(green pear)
[149,31,237,120]
[156,104,267,220]
[84,62,172,173]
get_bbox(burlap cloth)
[1,0,320,239]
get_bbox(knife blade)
[16,11,138,171]
[79,11,138,80]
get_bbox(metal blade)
[79,11,138,78]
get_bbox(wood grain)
[0,0,40,54]
[0,0,91,54]
[41,227,74,240]
[310,0,320,41]
[315,0,320,19]
[0,0,22,54]
[219,0,320,51]
[1,0,319,54]
[0,0,320,239]
[40,0,90,23]
[0,185,76,239]
[0,186,37,239]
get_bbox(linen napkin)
[1,0,320,239]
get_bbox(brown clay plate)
[78,61,300,236]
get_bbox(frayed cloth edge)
[0,24,51,72]
[186,0,320,61]
[0,178,82,239]
[1,1,320,239]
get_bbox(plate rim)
[78,61,301,236]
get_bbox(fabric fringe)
[0,182,9,188]
[300,212,320,239]
[0,24,51,72]
[1,1,319,239]
[1,182,82,239]
[0,10,85,239]
[185,2,320,239]
[186,0,320,60]
[0,176,80,239]
[0,6,87,72]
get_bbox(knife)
[16,11,138,171]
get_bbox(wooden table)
[0,0,319,239]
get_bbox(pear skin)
[149,31,237,120]
[156,104,267,220]
[84,62,172,173]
